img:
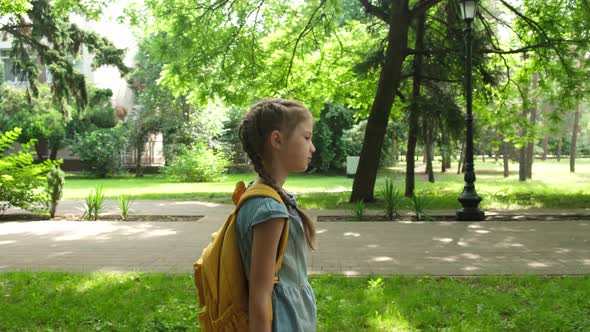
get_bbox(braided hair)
[239,98,316,249]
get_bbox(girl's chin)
[289,165,309,173]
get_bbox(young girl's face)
[279,113,315,173]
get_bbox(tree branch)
[498,0,570,74]
[400,72,461,83]
[479,4,527,43]
[477,11,501,51]
[407,40,585,56]
[410,0,443,18]
[359,0,389,23]
[283,0,327,88]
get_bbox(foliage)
[116,195,132,221]
[129,37,231,165]
[1,0,128,110]
[65,86,118,138]
[342,120,399,167]
[69,126,127,178]
[137,0,590,202]
[309,103,355,173]
[162,143,230,182]
[140,0,382,112]
[83,185,105,221]
[411,192,433,221]
[0,128,55,215]
[0,85,66,158]
[380,177,403,220]
[219,106,248,164]
[84,87,118,129]
[46,164,65,218]
[0,0,31,15]
[352,200,366,221]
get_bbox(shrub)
[162,143,230,182]
[70,126,127,177]
[47,164,65,218]
[0,128,55,215]
[116,195,132,221]
[83,185,105,221]
[380,177,403,220]
[411,193,433,221]
[352,200,366,221]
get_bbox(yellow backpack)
[193,181,290,331]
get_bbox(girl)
[236,98,317,332]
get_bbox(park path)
[1,200,589,275]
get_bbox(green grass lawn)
[62,159,590,210]
[1,272,588,331]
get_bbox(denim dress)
[236,193,317,332]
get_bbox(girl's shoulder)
[237,197,289,227]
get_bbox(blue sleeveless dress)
[236,193,317,332]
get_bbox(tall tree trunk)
[392,129,398,164]
[425,130,434,182]
[570,103,581,173]
[494,145,499,162]
[445,147,451,169]
[34,142,46,163]
[557,136,563,162]
[519,77,528,181]
[503,141,510,178]
[519,145,527,181]
[518,111,527,181]
[440,142,447,173]
[542,103,551,161]
[457,141,465,175]
[526,73,539,178]
[50,148,58,161]
[352,1,411,202]
[403,11,425,198]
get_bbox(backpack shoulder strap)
[234,182,289,284]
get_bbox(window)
[1,49,26,83]
[3,58,26,83]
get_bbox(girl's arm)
[249,217,286,332]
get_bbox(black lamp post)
[457,0,485,221]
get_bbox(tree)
[1,0,129,112]
[70,126,127,178]
[570,103,582,172]
[139,0,590,202]
[309,103,355,173]
[0,0,30,15]
[0,85,66,161]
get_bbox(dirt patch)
[0,214,204,222]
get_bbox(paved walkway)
[1,200,589,275]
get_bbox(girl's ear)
[269,129,283,150]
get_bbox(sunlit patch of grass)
[1,273,589,331]
[62,159,590,210]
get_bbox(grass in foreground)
[62,159,590,210]
[1,272,589,331]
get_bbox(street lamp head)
[459,0,477,21]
